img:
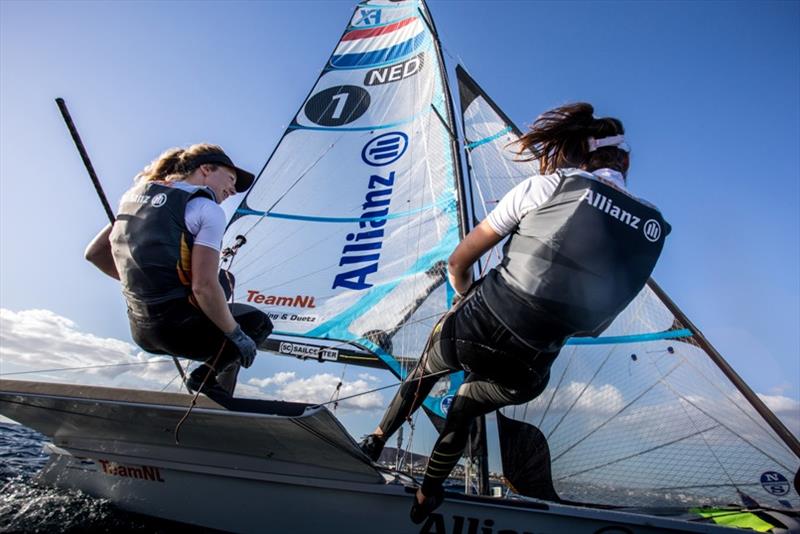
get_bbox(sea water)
[0,422,198,533]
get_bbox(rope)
[0,359,176,376]
[173,340,227,445]
[312,369,452,409]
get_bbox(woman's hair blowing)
[515,103,628,175]
[135,143,227,183]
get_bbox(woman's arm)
[191,244,238,334]
[84,223,120,280]
[447,219,504,295]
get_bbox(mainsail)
[456,65,800,510]
[222,0,465,419]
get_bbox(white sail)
[456,66,800,510]
[222,0,466,418]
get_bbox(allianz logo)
[579,189,661,242]
[362,132,408,167]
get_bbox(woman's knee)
[230,304,273,343]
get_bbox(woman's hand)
[447,219,504,295]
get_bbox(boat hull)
[0,380,784,533]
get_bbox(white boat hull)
[1,380,790,533]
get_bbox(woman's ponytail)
[515,102,628,175]
[134,143,228,183]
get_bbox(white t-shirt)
[485,168,629,237]
[164,181,225,251]
[185,197,225,251]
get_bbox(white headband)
[587,134,629,153]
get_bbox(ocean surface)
[0,422,195,533]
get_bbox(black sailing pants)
[377,284,560,495]
[128,297,272,394]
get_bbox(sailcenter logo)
[362,132,408,166]
[279,342,338,361]
[365,54,424,86]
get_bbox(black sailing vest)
[481,170,671,349]
[110,181,216,308]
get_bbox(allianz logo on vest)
[579,189,661,242]
[123,192,167,207]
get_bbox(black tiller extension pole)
[55,97,188,386]
[55,98,116,224]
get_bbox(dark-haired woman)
[85,143,272,398]
[360,103,670,523]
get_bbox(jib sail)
[455,65,800,509]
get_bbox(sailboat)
[1,0,798,532]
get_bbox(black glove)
[225,324,257,368]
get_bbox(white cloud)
[0,308,176,388]
[759,393,800,413]
[248,371,384,411]
[358,372,379,382]
[540,381,625,414]
[247,371,296,388]
[758,393,800,436]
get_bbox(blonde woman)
[85,144,271,398]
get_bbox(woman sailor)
[360,103,670,522]
[85,143,272,398]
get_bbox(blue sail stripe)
[303,194,459,378]
[566,328,693,346]
[465,126,513,149]
[236,197,452,223]
[331,32,427,69]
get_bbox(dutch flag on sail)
[331,16,427,69]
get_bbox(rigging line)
[553,423,722,482]
[654,483,770,491]
[160,370,183,392]
[652,353,741,491]
[545,345,617,441]
[0,359,176,376]
[550,362,683,464]
[0,398,126,425]
[238,132,353,240]
[674,346,788,455]
[312,369,452,408]
[329,363,349,411]
[658,372,795,473]
[174,340,227,444]
[537,345,578,428]
[232,223,341,278]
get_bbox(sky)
[1,0,798,454]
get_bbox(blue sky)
[1,0,798,444]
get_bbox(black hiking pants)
[127,297,272,394]
[377,283,562,495]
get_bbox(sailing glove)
[225,325,257,368]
